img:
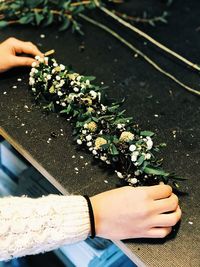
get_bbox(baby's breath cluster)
[29,56,178,187]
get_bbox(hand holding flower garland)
[29,55,182,187]
[0,37,43,73]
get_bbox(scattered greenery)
[0,0,168,31]
[29,55,184,187]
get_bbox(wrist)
[83,195,96,238]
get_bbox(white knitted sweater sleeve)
[0,194,90,261]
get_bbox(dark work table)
[0,0,200,266]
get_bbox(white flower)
[146,136,153,150]
[56,75,61,81]
[92,150,97,155]
[130,178,138,184]
[77,75,82,82]
[61,102,66,107]
[131,151,139,162]
[84,123,88,129]
[86,135,92,141]
[98,92,101,102]
[73,87,79,92]
[47,74,51,80]
[68,93,76,102]
[106,160,111,165]
[134,170,140,176]
[90,90,97,99]
[32,88,36,92]
[39,57,44,63]
[57,91,63,96]
[77,139,82,145]
[145,153,151,160]
[56,101,60,104]
[60,80,65,86]
[35,55,40,60]
[101,104,107,111]
[117,124,124,129]
[86,79,90,86]
[129,144,136,152]
[53,62,58,67]
[100,156,107,161]
[115,171,123,179]
[70,81,74,86]
[82,130,87,135]
[29,77,35,85]
[31,67,36,73]
[60,64,65,71]
[31,62,37,67]
[87,142,92,147]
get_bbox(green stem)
[79,13,200,96]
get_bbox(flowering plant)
[29,55,183,187]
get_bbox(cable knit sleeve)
[0,194,90,261]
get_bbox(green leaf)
[140,131,155,137]
[0,21,8,28]
[109,143,119,155]
[137,155,145,166]
[101,144,109,150]
[144,167,169,177]
[81,76,96,82]
[59,16,70,31]
[25,0,44,8]
[107,104,120,112]
[35,12,44,25]
[60,104,71,114]
[19,15,33,24]
[92,117,99,123]
[73,110,79,117]
[43,11,54,26]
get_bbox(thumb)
[10,55,35,68]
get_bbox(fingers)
[154,193,179,213]
[7,37,43,57]
[150,206,182,227]
[9,55,35,68]
[147,227,172,238]
[146,184,172,200]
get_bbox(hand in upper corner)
[0,37,43,73]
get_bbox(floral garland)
[29,55,181,187]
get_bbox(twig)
[112,10,168,25]
[99,6,200,72]
[79,13,200,96]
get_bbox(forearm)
[0,194,90,261]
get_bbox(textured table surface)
[0,0,200,266]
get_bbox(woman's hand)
[91,184,181,239]
[0,37,43,73]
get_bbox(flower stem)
[79,13,200,96]
[99,6,200,72]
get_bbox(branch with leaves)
[0,0,200,96]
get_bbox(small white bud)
[77,139,82,145]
